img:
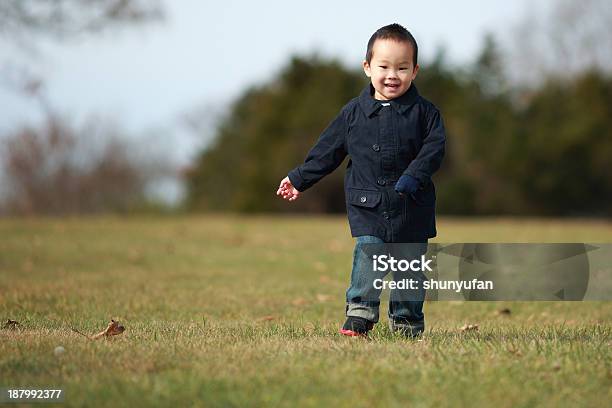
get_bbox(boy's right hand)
[276,176,301,201]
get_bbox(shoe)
[340,316,374,337]
[389,318,424,338]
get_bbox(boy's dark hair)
[365,23,418,66]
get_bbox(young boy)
[276,23,446,337]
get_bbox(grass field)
[1,215,611,407]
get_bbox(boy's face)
[363,38,419,101]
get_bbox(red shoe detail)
[339,328,366,337]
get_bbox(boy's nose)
[387,72,399,80]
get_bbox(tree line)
[185,39,612,216]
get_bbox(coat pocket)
[347,188,382,208]
[409,182,436,207]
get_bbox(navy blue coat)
[288,83,446,243]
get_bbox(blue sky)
[0,0,553,172]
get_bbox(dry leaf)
[459,324,479,332]
[71,319,125,340]
[303,322,316,335]
[2,319,20,330]
[507,346,522,356]
[292,298,308,306]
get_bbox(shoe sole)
[339,328,368,337]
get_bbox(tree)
[0,0,163,42]
[185,55,364,213]
[508,0,612,86]
[0,117,162,215]
[0,1,168,215]
[0,0,164,103]
[186,43,612,216]
[512,70,612,215]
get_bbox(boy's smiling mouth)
[385,83,400,90]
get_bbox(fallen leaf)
[506,345,522,356]
[292,298,308,306]
[2,319,20,330]
[498,308,511,315]
[459,324,479,332]
[71,319,125,340]
[303,322,316,335]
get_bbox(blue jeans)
[345,235,427,331]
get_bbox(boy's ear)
[412,64,420,80]
[362,60,372,77]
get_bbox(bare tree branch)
[0,0,164,43]
[507,0,612,86]
[0,115,175,215]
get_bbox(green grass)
[1,215,611,407]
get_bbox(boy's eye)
[379,66,387,69]
[399,68,407,71]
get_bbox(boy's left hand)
[394,175,420,196]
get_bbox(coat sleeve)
[287,109,348,192]
[402,106,446,187]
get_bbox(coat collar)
[358,82,420,117]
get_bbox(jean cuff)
[346,302,379,323]
[388,318,425,336]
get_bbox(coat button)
[372,144,380,152]
[382,211,390,220]
[360,196,367,203]
[377,178,386,186]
